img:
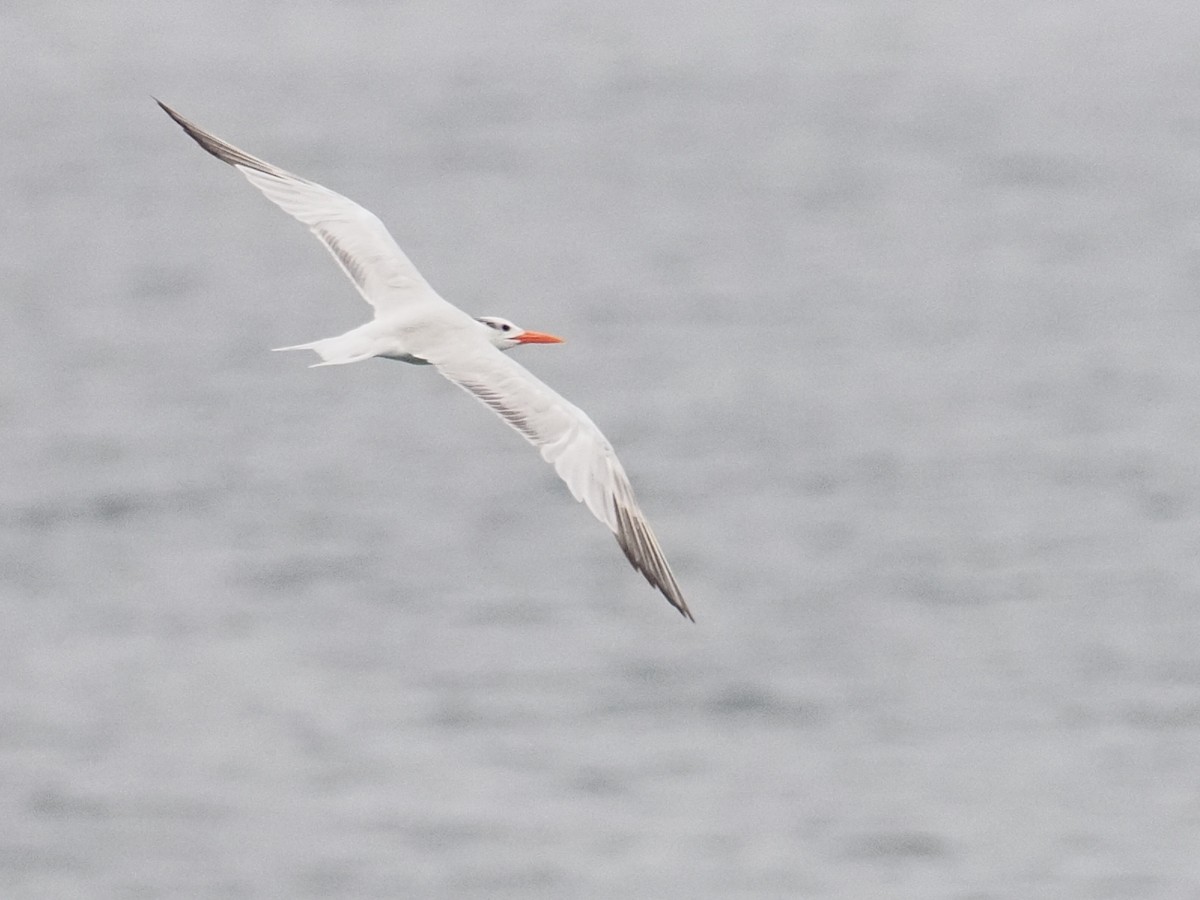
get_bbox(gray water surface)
[3,2,1200,897]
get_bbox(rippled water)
[4,2,1200,897]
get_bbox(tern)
[158,101,692,620]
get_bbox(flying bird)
[157,100,692,621]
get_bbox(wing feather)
[431,346,692,620]
[158,100,443,316]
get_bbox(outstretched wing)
[428,342,692,620]
[158,100,446,317]
[160,100,691,620]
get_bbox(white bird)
[158,101,692,621]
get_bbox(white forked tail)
[272,331,377,367]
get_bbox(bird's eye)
[501,324,511,332]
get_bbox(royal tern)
[158,101,692,621]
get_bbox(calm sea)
[3,1,1200,896]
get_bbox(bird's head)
[476,316,565,352]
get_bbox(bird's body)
[158,100,692,620]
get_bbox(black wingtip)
[155,99,197,141]
[155,98,191,132]
[155,99,289,180]
[676,595,696,622]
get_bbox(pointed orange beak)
[515,330,565,344]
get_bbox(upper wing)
[428,343,693,620]
[158,100,443,316]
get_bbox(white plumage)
[159,101,692,620]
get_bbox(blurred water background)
[3,1,1200,897]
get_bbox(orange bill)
[515,330,565,344]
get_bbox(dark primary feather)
[157,99,288,176]
[157,99,436,311]
[442,354,694,622]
